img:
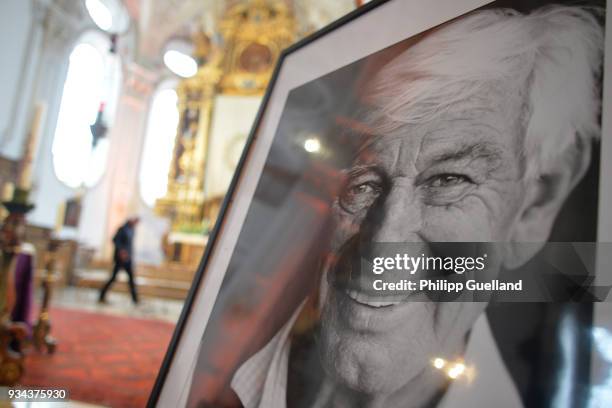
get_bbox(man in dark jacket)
[99,216,140,304]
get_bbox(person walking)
[99,216,140,304]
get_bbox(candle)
[2,182,14,201]
[18,102,47,189]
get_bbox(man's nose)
[366,183,423,243]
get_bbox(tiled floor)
[13,287,184,408]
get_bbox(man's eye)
[351,184,376,195]
[427,174,472,188]
[339,181,382,214]
[422,173,475,205]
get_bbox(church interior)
[0,0,360,406]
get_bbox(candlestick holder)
[0,186,35,384]
[32,238,58,354]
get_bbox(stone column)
[93,63,157,260]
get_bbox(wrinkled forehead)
[352,92,525,171]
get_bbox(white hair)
[362,5,604,177]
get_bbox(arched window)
[139,81,180,207]
[51,31,120,188]
[85,0,129,33]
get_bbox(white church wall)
[0,0,40,160]
[76,167,112,248]
[28,39,73,229]
[134,200,170,266]
[28,8,86,230]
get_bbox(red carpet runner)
[19,307,175,407]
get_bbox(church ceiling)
[132,0,355,66]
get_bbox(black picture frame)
[147,0,610,405]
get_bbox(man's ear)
[503,138,592,269]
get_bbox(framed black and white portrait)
[149,0,611,407]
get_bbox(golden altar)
[155,0,297,268]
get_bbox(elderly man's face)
[318,83,528,396]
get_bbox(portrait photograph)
[150,0,610,407]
